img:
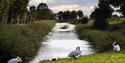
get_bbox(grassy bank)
[0,21,55,63]
[41,50,125,63]
[75,22,125,52]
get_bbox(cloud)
[50,4,95,16]
[29,0,55,6]
[42,0,54,3]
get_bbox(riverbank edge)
[0,21,56,63]
[40,50,125,63]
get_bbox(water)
[29,23,94,63]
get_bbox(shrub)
[78,16,89,24]
[93,19,109,30]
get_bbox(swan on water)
[113,42,120,51]
[68,47,81,59]
[7,57,22,63]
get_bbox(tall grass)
[75,24,125,52]
[0,21,55,63]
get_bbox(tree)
[58,11,64,20]
[29,6,37,22]
[37,3,48,10]
[78,16,89,24]
[9,0,29,24]
[77,10,84,18]
[92,0,113,29]
[63,11,71,20]
[0,0,16,23]
[71,10,77,19]
[0,0,29,24]
[109,0,125,16]
[37,3,54,20]
[30,6,36,12]
[90,10,96,19]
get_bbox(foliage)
[0,21,55,63]
[36,3,54,20]
[75,24,125,52]
[71,10,77,19]
[78,16,89,24]
[0,1,54,24]
[0,0,29,24]
[77,10,84,18]
[91,0,113,30]
[57,10,84,21]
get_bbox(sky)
[28,0,99,16]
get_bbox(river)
[29,23,94,63]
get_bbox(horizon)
[29,0,98,16]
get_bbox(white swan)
[68,47,81,59]
[113,42,120,51]
[7,57,22,63]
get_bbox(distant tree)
[63,11,71,20]
[37,3,54,20]
[78,16,89,24]
[58,11,64,20]
[37,3,48,10]
[92,0,113,30]
[30,6,36,12]
[29,6,37,21]
[57,10,83,21]
[77,10,84,18]
[71,10,77,19]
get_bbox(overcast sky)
[29,0,99,16]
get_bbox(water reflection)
[29,23,94,63]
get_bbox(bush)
[93,19,109,30]
[0,21,55,63]
[78,16,89,24]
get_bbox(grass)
[0,21,55,63]
[41,50,125,63]
[75,18,125,52]
[40,19,125,63]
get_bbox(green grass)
[41,50,125,63]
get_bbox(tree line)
[29,3,54,21]
[57,10,90,23]
[57,10,84,20]
[0,0,125,27]
[0,0,54,24]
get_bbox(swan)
[7,57,22,63]
[113,42,120,51]
[68,47,81,59]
